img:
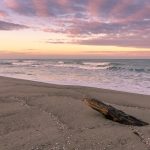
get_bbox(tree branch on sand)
[83,98,149,126]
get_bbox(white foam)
[83,62,110,66]
[53,62,111,70]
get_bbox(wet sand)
[0,76,150,150]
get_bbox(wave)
[83,62,110,66]
[0,62,13,65]
[107,66,150,73]
[42,60,150,72]
[58,61,64,64]
[52,61,111,70]
[12,60,35,66]
[107,66,124,71]
[1,59,149,73]
[0,60,14,65]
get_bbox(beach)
[1,0,150,149]
[0,76,150,150]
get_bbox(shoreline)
[0,76,150,150]
[0,75,150,96]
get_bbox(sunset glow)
[0,0,150,58]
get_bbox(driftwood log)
[83,98,149,126]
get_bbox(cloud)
[0,10,8,18]
[4,0,35,16]
[3,0,150,19]
[77,38,150,48]
[0,20,29,30]
[87,0,105,16]
[1,0,150,48]
[82,51,150,59]
[4,0,19,10]
[32,0,49,17]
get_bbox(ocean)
[0,59,150,95]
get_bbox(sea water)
[0,59,150,95]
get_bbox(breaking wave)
[0,59,149,73]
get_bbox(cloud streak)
[0,20,29,30]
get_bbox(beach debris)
[83,98,149,126]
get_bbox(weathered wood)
[83,98,149,126]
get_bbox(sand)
[0,76,150,150]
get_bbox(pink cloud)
[87,0,105,16]
[110,0,131,17]
[57,0,69,6]
[43,28,62,33]
[113,5,150,24]
[125,5,150,23]
[4,0,19,10]
[110,1,150,24]
[0,10,8,18]
[32,0,49,17]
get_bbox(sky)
[0,0,150,59]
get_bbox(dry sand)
[0,76,150,150]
